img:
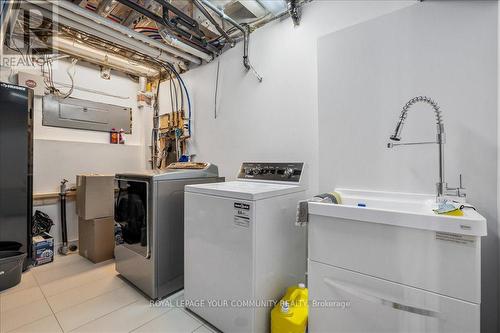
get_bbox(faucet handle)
[446,174,466,198]
[459,174,465,190]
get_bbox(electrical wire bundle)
[155,60,192,136]
[151,58,192,169]
[39,55,78,99]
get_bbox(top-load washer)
[114,163,223,299]
[184,162,307,333]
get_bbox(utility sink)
[307,188,487,309]
[308,188,487,237]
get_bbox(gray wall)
[317,1,498,332]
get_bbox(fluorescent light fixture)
[49,36,160,77]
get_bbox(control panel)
[237,162,304,182]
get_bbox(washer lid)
[185,181,304,200]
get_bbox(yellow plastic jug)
[271,283,308,333]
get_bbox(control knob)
[252,167,262,175]
[283,168,294,178]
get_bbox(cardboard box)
[32,233,54,266]
[78,217,115,263]
[76,174,115,220]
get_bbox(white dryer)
[184,162,307,333]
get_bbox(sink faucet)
[387,96,447,199]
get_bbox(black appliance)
[0,82,34,269]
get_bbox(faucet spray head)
[390,120,404,141]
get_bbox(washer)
[114,163,223,300]
[184,162,307,333]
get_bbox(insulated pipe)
[35,0,209,63]
[22,2,185,67]
[199,0,262,81]
[48,36,160,77]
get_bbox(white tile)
[0,271,38,296]
[72,299,172,333]
[32,254,85,274]
[0,298,53,333]
[39,261,117,297]
[47,274,126,313]
[0,286,45,313]
[55,286,142,332]
[33,259,98,285]
[132,309,204,333]
[8,315,62,333]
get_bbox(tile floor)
[0,254,214,333]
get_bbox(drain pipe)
[286,0,301,26]
[199,0,262,82]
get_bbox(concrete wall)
[317,1,498,332]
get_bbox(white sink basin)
[308,188,487,236]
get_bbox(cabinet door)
[308,260,479,333]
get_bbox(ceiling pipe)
[152,0,200,33]
[122,0,153,27]
[192,0,233,46]
[95,0,116,16]
[49,36,160,77]
[37,0,209,64]
[115,0,217,56]
[22,2,170,62]
[23,1,187,67]
[199,0,262,82]
[286,0,301,26]
[0,0,15,48]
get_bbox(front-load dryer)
[114,163,223,299]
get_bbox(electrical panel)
[42,95,132,133]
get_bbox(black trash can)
[0,251,27,292]
[0,241,22,251]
